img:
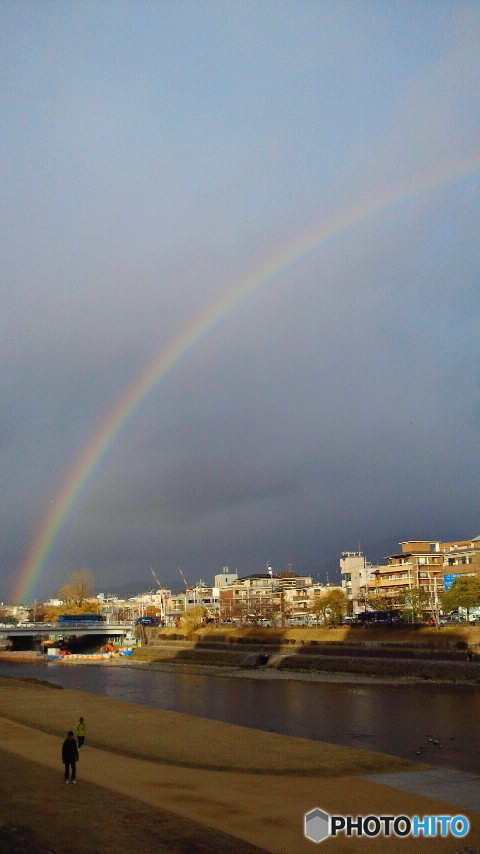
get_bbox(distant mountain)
[96,579,159,599]
[98,534,429,595]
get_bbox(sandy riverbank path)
[0,676,479,853]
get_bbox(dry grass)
[154,624,480,646]
[0,749,265,854]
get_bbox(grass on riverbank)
[151,625,480,646]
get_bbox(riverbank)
[5,621,480,687]
[129,625,480,684]
[1,675,480,853]
[153,624,480,646]
[5,648,480,688]
[0,679,480,854]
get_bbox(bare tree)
[59,569,95,608]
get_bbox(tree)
[43,605,63,622]
[310,595,329,626]
[354,587,369,614]
[367,593,390,612]
[59,569,95,608]
[309,590,347,626]
[398,587,430,624]
[45,600,101,620]
[441,576,480,619]
[323,589,348,626]
[27,604,45,623]
[181,605,207,637]
[0,609,17,625]
[278,590,292,628]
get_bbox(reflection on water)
[1,660,479,774]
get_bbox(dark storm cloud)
[84,464,298,527]
[0,3,479,600]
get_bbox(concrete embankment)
[132,626,480,683]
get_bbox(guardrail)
[0,622,134,633]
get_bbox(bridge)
[0,622,135,648]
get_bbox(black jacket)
[62,737,79,763]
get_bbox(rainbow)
[13,156,479,603]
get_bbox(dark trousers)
[78,736,85,748]
[64,760,76,781]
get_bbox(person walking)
[62,730,79,783]
[76,716,86,750]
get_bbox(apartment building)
[340,551,378,612]
[184,582,221,620]
[370,541,444,602]
[218,572,314,623]
[362,536,480,605]
[441,536,480,577]
[219,574,278,622]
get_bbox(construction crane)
[149,566,162,589]
[178,566,192,591]
[147,567,166,623]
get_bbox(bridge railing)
[0,622,134,632]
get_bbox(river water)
[1,659,479,774]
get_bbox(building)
[219,574,277,622]
[441,536,480,577]
[340,552,378,612]
[364,535,480,610]
[183,581,220,620]
[370,542,444,607]
[214,568,238,588]
[218,571,313,624]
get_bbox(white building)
[183,582,220,620]
[340,551,378,613]
[214,568,238,588]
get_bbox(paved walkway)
[363,768,480,812]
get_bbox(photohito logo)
[304,808,470,843]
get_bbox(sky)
[1,1,479,603]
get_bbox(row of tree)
[311,576,480,627]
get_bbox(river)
[1,659,479,775]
